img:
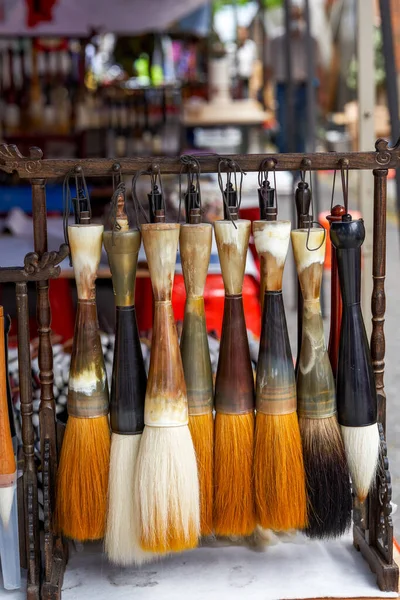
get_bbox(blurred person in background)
[266,5,323,153]
[228,26,258,99]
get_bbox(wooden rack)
[0,138,398,599]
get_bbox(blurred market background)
[1,0,400,529]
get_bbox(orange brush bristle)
[254,412,307,530]
[56,416,110,541]
[188,412,214,536]
[214,412,255,536]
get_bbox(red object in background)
[26,0,58,27]
[49,272,261,343]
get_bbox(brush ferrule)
[145,302,188,426]
[180,223,212,297]
[297,305,336,419]
[68,224,103,300]
[291,229,326,302]
[215,295,255,415]
[110,305,146,435]
[256,291,296,415]
[181,297,213,416]
[68,300,109,418]
[103,229,141,307]
[253,220,291,292]
[142,223,180,302]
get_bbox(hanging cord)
[62,166,91,264]
[109,163,125,239]
[178,154,202,223]
[301,162,326,252]
[340,158,350,216]
[131,164,166,229]
[217,157,246,229]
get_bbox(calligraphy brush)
[0,306,20,591]
[56,186,110,541]
[214,175,255,537]
[134,178,200,554]
[253,172,307,531]
[330,214,379,502]
[292,227,352,538]
[104,183,148,564]
[180,180,214,536]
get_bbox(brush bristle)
[254,412,307,531]
[214,412,256,536]
[56,416,110,541]
[299,416,352,539]
[188,413,214,536]
[0,485,15,527]
[105,433,153,565]
[135,425,200,554]
[341,423,380,502]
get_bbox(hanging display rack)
[0,137,398,599]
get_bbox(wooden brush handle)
[145,302,188,426]
[180,224,212,298]
[68,224,103,301]
[215,296,254,415]
[4,314,16,443]
[331,218,377,428]
[214,220,250,296]
[142,223,180,301]
[256,291,296,415]
[110,306,146,434]
[253,220,291,292]
[0,307,16,482]
[291,229,326,302]
[103,229,141,307]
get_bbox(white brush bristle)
[105,433,153,565]
[134,425,200,553]
[0,485,15,527]
[341,423,380,502]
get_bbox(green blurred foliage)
[213,0,282,12]
[346,26,386,90]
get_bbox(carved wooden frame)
[0,138,398,598]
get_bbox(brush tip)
[341,423,380,503]
[0,484,15,527]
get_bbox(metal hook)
[217,157,246,228]
[330,169,337,212]
[339,158,350,214]
[178,154,202,223]
[62,165,91,262]
[306,221,327,252]
[131,163,166,229]
[258,157,278,217]
[112,162,122,191]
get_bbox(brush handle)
[180,224,212,297]
[215,296,254,415]
[292,232,335,419]
[253,220,291,292]
[330,218,377,427]
[180,224,213,416]
[142,223,179,301]
[110,306,146,434]
[68,224,103,300]
[0,307,15,479]
[326,205,346,378]
[214,220,250,295]
[256,291,296,415]
[103,229,141,307]
[68,301,109,418]
[180,297,213,416]
[0,481,20,590]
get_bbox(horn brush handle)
[103,228,146,435]
[291,230,336,420]
[214,220,254,415]
[254,221,295,415]
[180,224,213,416]
[330,218,377,427]
[68,224,108,419]
[142,223,188,427]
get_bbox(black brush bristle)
[299,416,352,539]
